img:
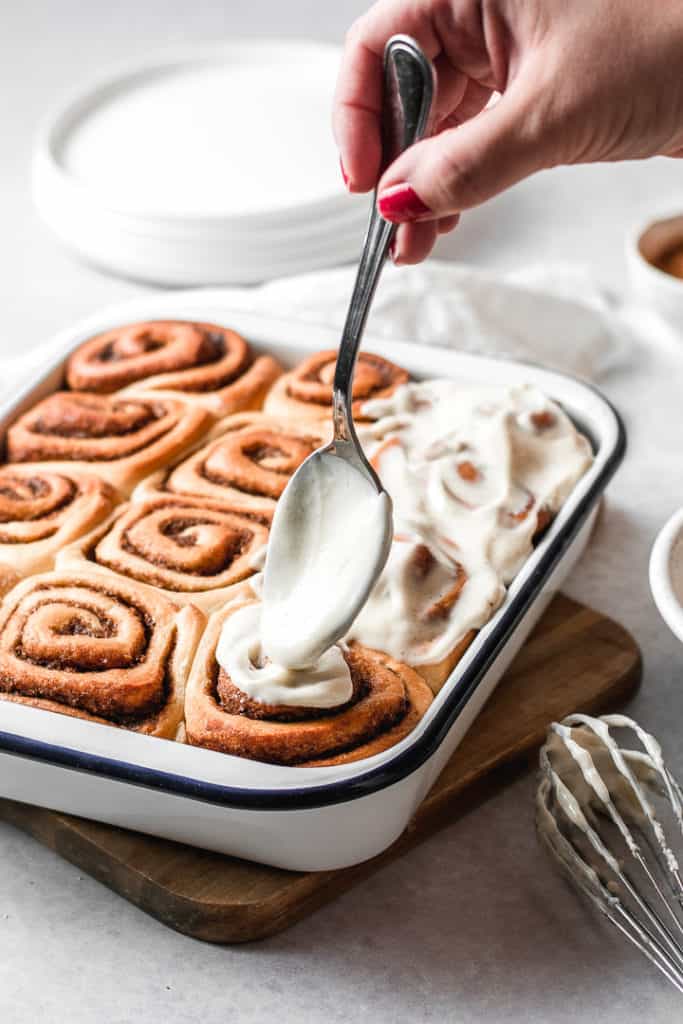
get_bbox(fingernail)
[377,183,432,223]
[340,157,350,189]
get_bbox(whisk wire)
[537,714,683,994]
[537,787,683,992]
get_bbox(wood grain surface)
[0,594,641,943]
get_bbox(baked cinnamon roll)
[134,412,326,513]
[347,539,499,693]
[0,569,203,737]
[56,493,269,614]
[6,391,212,495]
[0,466,118,576]
[263,349,410,424]
[185,599,432,766]
[66,320,282,417]
[0,566,20,599]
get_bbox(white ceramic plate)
[32,42,371,284]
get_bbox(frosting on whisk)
[537,714,683,992]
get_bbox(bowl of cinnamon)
[628,209,683,327]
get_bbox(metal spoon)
[262,36,434,668]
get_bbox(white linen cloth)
[0,260,637,388]
[242,260,627,380]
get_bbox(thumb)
[377,84,547,222]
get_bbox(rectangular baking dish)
[0,293,626,870]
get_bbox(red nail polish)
[377,183,432,223]
[340,157,350,188]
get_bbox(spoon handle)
[332,35,434,442]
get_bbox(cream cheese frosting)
[217,378,593,702]
[349,381,593,665]
[537,714,682,891]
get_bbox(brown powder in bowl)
[670,530,683,609]
[654,243,683,280]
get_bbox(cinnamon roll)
[263,349,410,424]
[347,539,498,693]
[6,391,212,495]
[56,493,270,614]
[0,569,204,738]
[0,466,118,576]
[185,599,432,766]
[134,412,326,513]
[0,566,21,599]
[66,320,282,417]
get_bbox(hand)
[334,0,683,264]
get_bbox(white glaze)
[548,767,623,875]
[350,380,592,665]
[537,714,683,889]
[215,603,352,709]
[347,535,504,665]
[261,452,392,670]
[551,723,643,860]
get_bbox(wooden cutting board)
[0,594,641,943]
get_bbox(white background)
[2,2,683,1021]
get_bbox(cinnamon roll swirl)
[0,569,204,737]
[0,466,117,576]
[185,599,432,766]
[347,539,496,693]
[56,493,269,614]
[6,391,212,495]
[263,350,410,424]
[66,320,282,417]
[134,413,326,513]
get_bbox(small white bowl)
[649,506,683,644]
[627,211,683,328]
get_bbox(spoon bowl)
[262,445,393,668]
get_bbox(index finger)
[332,1,442,192]
[332,24,383,192]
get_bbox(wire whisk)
[536,713,683,992]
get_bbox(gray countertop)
[2,2,683,1021]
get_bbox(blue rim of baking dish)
[0,377,626,812]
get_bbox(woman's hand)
[334,0,683,263]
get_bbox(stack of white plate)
[32,41,371,286]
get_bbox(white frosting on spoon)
[216,602,352,709]
[261,451,392,669]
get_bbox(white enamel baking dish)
[0,294,626,871]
